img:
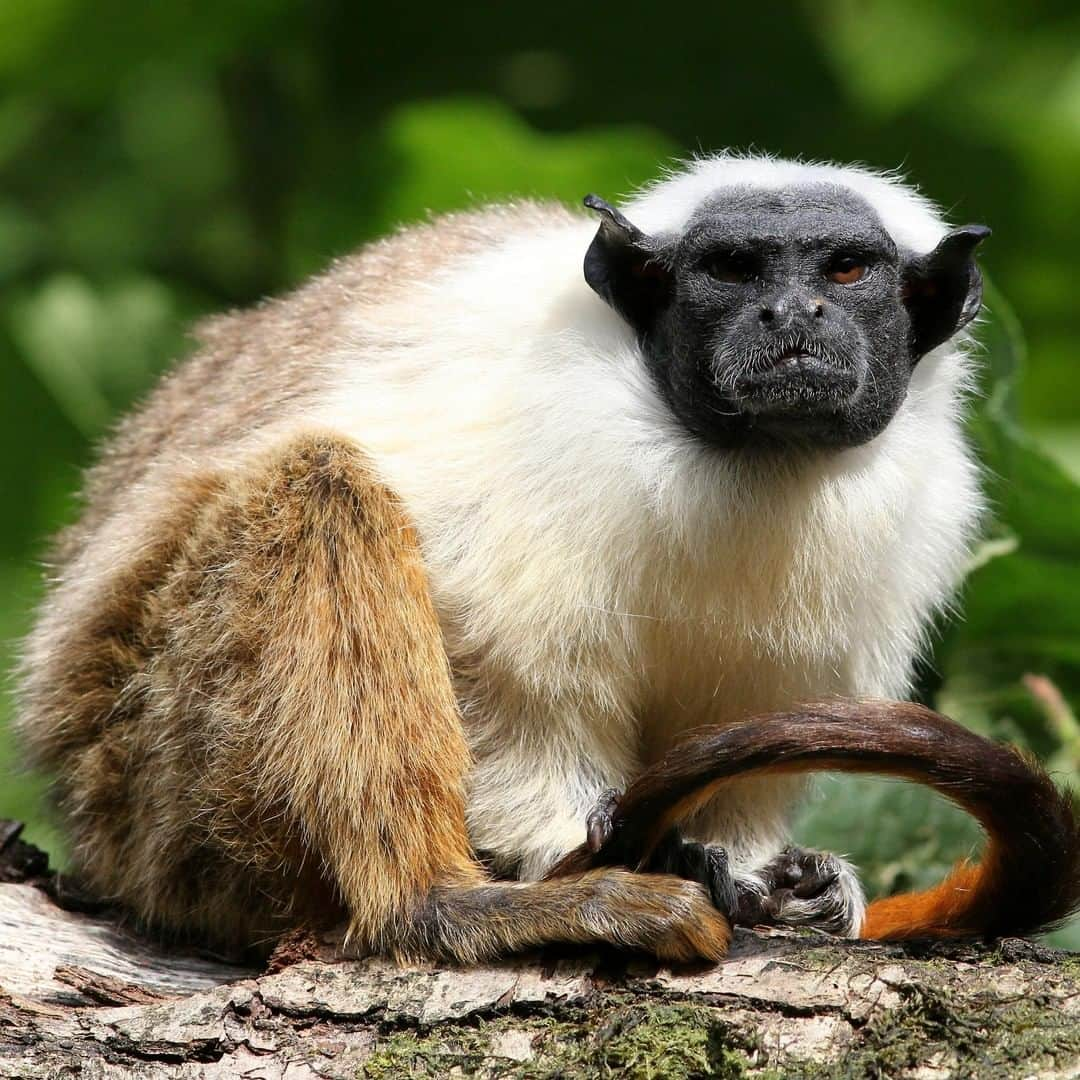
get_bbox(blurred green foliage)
[1,2,1078,944]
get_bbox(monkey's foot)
[735,847,865,937]
[645,832,740,917]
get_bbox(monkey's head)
[583,182,989,450]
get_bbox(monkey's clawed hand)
[585,789,864,937]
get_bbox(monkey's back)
[62,202,573,561]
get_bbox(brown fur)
[18,200,732,964]
[19,431,728,962]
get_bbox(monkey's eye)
[827,254,868,285]
[703,251,758,284]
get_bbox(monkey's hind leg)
[82,434,729,962]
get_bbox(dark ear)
[902,224,991,359]
[582,194,670,336]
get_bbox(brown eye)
[828,255,868,285]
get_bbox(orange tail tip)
[861,862,985,940]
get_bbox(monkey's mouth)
[733,346,861,414]
[768,346,824,368]
[757,344,835,372]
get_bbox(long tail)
[555,701,1080,940]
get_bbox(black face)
[583,184,989,451]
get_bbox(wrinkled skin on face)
[583,184,989,451]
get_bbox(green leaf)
[940,286,1080,735]
[379,98,676,219]
[812,0,980,117]
[7,273,188,437]
[285,98,676,278]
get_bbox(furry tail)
[566,701,1080,941]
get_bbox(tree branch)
[1,823,1077,1078]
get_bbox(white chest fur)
[313,194,980,873]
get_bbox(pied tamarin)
[17,155,1080,964]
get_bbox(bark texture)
[2,824,1078,1079]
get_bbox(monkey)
[16,153,1079,965]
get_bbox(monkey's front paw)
[736,847,865,937]
[584,792,739,920]
[645,832,739,919]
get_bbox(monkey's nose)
[760,297,825,326]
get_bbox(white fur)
[304,154,983,888]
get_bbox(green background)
[1,1,1078,944]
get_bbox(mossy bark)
[2,826,1079,1078]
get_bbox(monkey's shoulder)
[70,200,579,549]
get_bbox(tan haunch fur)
[22,437,471,949]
